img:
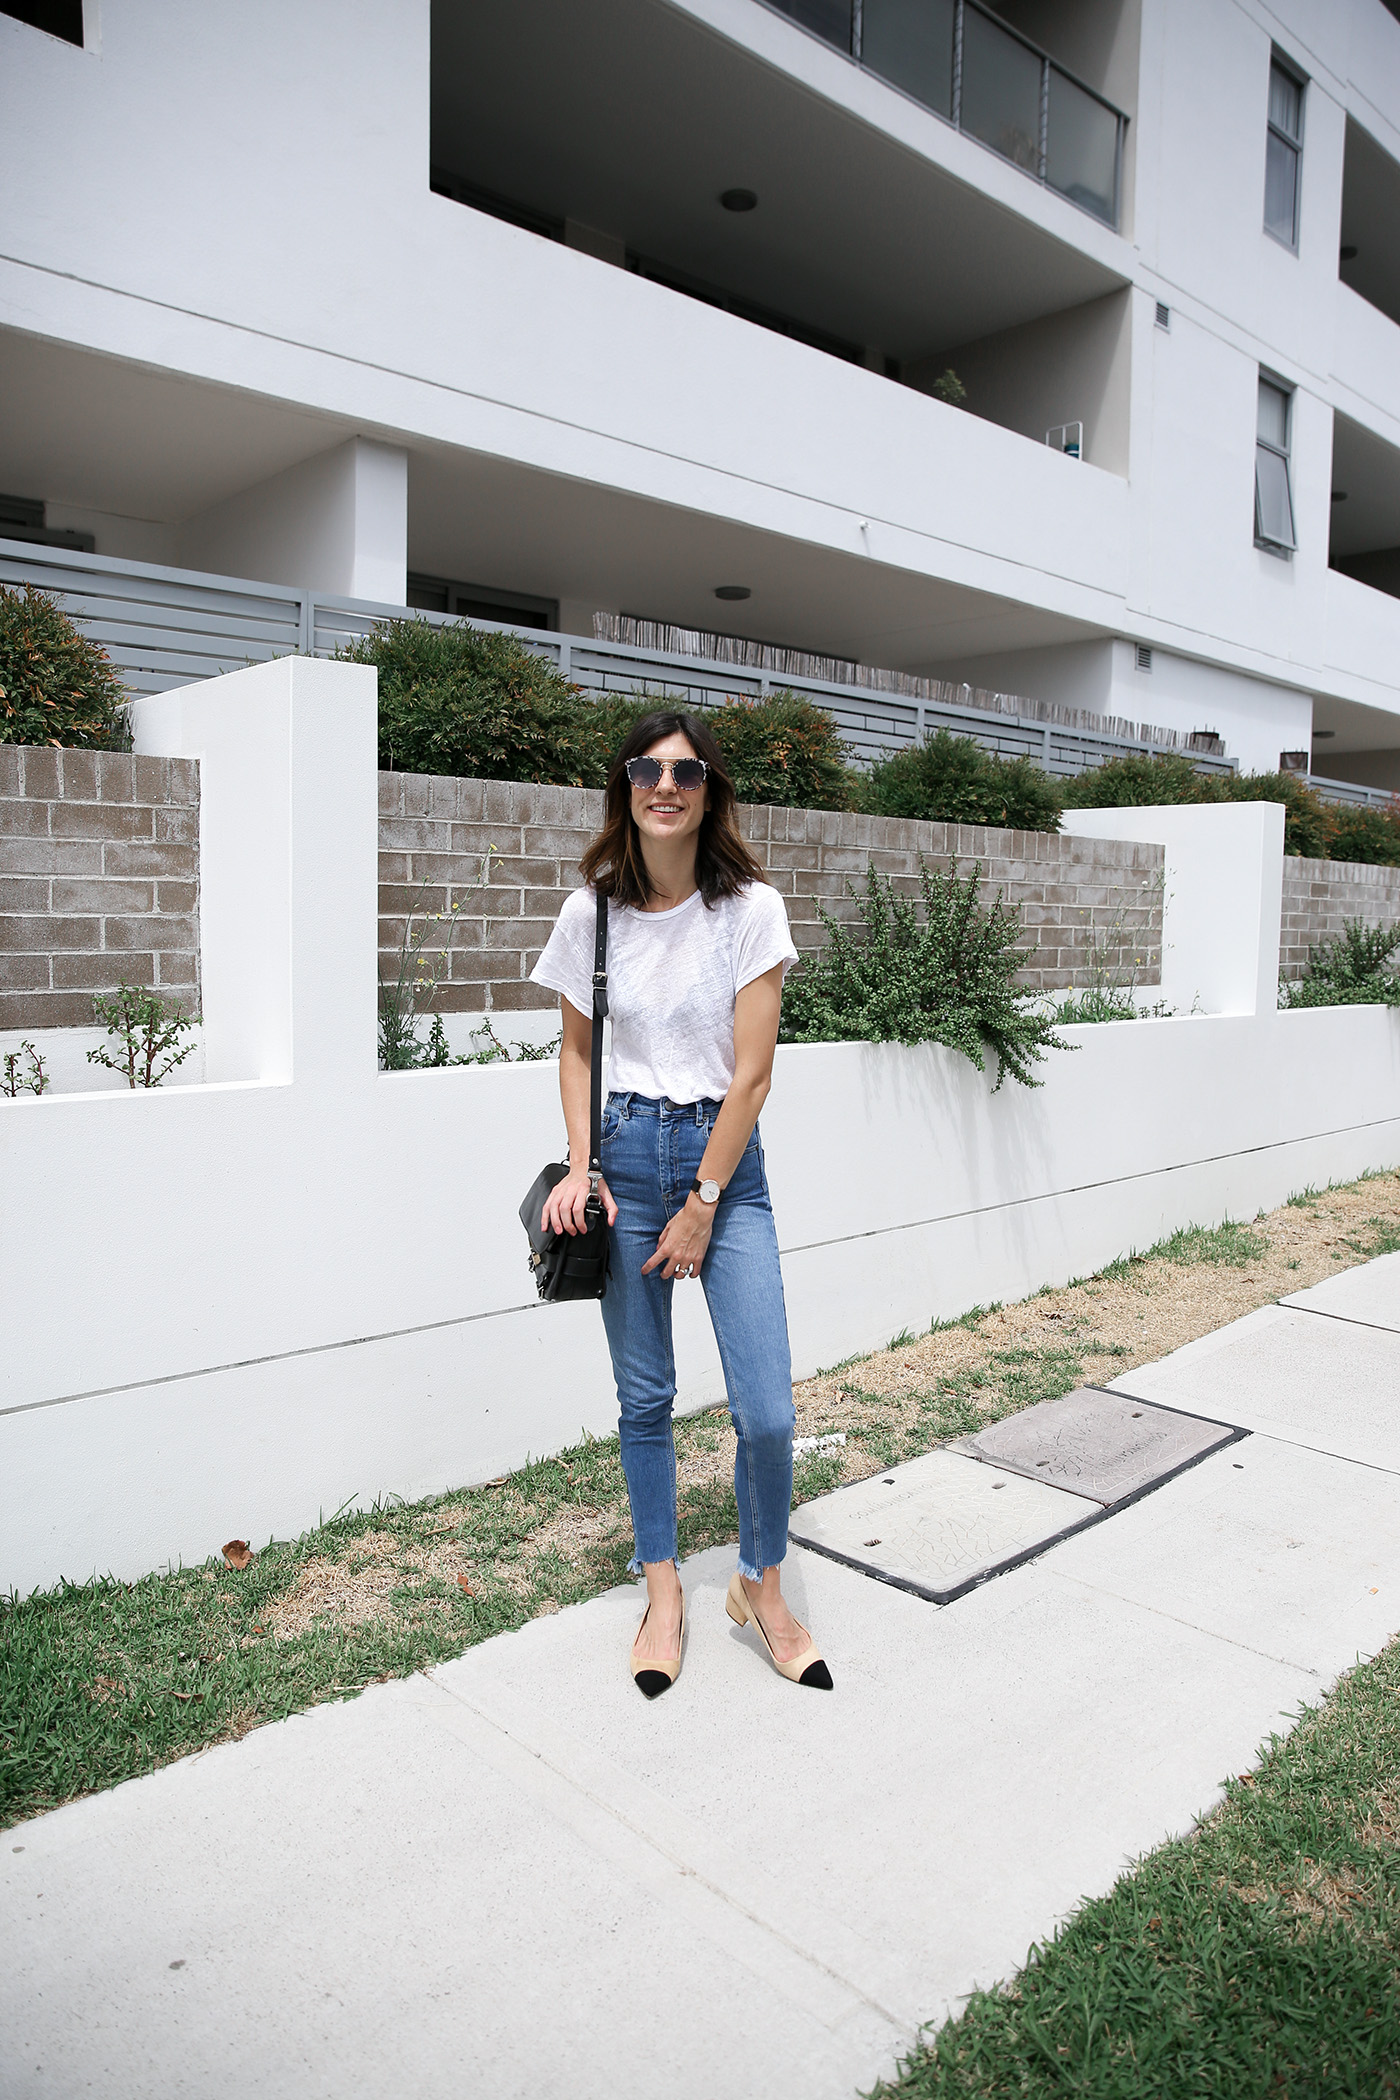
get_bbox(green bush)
[0,583,131,751]
[339,618,595,783]
[1208,769,1336,858]
[1059,750,1206,809]
[1281,920,1400,1009]
[860,729,1061,832]
[779,860,1070,1089]
[1319,801,1400,867]
[708,690,855,810]
[1063,751,1339,858]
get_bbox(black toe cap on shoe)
[799,1659,834,1690]
[634,1669,674,1700]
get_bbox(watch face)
[700,1179,720,1203]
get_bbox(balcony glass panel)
[1045,68,1117,225]
[959,6,1043,176]
[767,0,853,53]
[861,0,955,120]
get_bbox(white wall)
[2,661,1398,1597]
[3,0,1400,738]
[180,438,408,603]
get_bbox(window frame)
[1254,372,1297,557]
[1263,50,1306,253]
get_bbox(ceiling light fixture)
[1331,490,1348,502]
[1340,244,1358,261]
[714,584,751,601]
[720,188,757,212]
[1311,728,1336,739]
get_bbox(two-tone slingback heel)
[630,1589,685,1700]
[726,1572,833,1690]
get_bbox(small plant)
[779,859,1071,1090]
[1281,920,1400,1009]
[452,1019,562,1066]
[859,728,1061,832]
[0,582,132,751]
[708,690,856,811]
[928,368,967,406]
[1324,801,1400,867]
[87,985,198,1089]
[378,854,497,1070]
[2,1039,48,1097]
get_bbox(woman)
[531,710,832,1701]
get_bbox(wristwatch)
[690,1177,721,1205]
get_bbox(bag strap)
[587,888,609,1196]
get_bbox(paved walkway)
[5,1254,1400,2100]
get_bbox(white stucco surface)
[3,660,1399,1596]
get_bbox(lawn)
[871,1632,1400,2098]
[3,1167,1398,1834]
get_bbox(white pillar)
[179,437,408,605]
[1061,802,1284,1016]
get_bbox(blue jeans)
[598,1092,795,1582]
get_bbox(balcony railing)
[1,539,1238,783]
[766,0,1126,228]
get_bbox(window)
[1255,376,1296,553]
[1264,55,1305,249]
[1,1,82,42]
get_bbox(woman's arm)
[540,996,618,1235]
[642,961,784,1280]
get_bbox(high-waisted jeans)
[598,1092,795,1581]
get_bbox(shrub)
[1281,921,1400,1009]
[779,860,1070,1089]
[1322,802,1400,867]
[1059,750,1206,809]
[1207,769,1335,859]
[708,690,855,810]
[339,618,595,783]
[87,984,199,1088]
[0,583,131,751]
[860,729,1061,832]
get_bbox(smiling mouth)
[648,802,683,814]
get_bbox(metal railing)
[1309,773,1399,810]
[1,537,1240,782]
[765,0,1126,228]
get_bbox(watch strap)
[690,1177,719,1202]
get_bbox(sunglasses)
[624,755,709,792]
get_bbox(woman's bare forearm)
[558,998,593,1167]
[695,1074,770,1189]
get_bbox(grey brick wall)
[378,773,1165,1011]
[0,746,200,1030]
[1281,857,1400,978]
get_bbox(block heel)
[725,1572,833,1690]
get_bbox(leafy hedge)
[779,861,1068,1090]
[1281,921,1400,1008]
[340,616,1400,862]
[0,583,131,751]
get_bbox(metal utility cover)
[788,1450,1101,1604]
[953,1386,1240,1506]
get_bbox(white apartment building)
[3,0,1400,786]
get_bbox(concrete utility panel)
[953,1386,1240,1505]
[788,1450,1100,1603]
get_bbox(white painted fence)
[2,660,1398,1598]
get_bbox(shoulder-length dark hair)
[579,710,766,909]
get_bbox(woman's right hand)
[541,1169,617,1236]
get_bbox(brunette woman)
[531,711,832,1700]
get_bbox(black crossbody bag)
[517,890,612,1303]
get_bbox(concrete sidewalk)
[5,1255,1400,2100]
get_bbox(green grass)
[4,1170,1396,1834]
[870,1637,1400,2099]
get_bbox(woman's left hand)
[642,1195,714,1282]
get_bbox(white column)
[179,437,408,605]
[1061,802,1285,1016]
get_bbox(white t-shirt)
[530,881,799,1102]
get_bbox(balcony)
[765,0,1129,228]
[1339,116,1400,333]
[430,0,1129,398]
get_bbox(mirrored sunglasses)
[624,755,709,792]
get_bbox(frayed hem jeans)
[598,1092,795,1582]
